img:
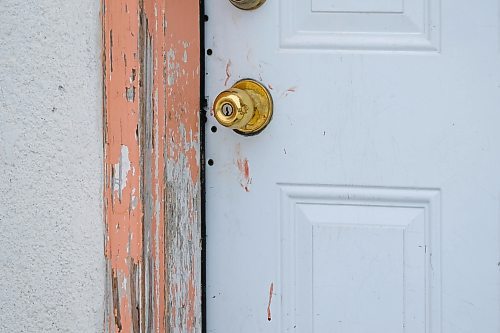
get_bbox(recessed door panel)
[280,185,440,332]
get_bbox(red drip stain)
[224,60,232,86]
[235,144,251,192]
[236,158,251,192]
[267,282,274,321]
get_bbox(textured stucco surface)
[0,1,104,332]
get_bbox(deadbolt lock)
[229,0,266,10]
[213,79,273,136]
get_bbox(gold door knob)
[213,79,273,136]
[229,0,266,10]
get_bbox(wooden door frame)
[102,0,204,331]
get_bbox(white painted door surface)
[205,1,500,332]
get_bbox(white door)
[205,1,500,332]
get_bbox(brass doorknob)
[229,0,266,10]
[213,79,273,136]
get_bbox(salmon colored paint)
[103,0,201,332]
[103,0,142,332]
[163,0,201,331]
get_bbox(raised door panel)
[312,0,404,13]
[280,0,440,51]
[280,185,441,332]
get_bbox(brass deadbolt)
[213,79,273,136]
[229,0,266,10]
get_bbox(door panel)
[205,1,500,332]
[280,185,440,332]
[280,0,439,51]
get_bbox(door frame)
[102,0,204,331]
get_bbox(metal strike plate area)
[213,79,273,136]
[229,0,266,10]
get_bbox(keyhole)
[222,103,234,117]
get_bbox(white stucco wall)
[0,1,104,332]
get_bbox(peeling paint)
[162,1,201,331]
[126,86,135,102]
[103,0,201,332]
[167,48,178,86]
[103,1,143,330]
[164,34,201,333]
[183,41,190,63]
[113,144,131,200]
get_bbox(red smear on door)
[236,158,251,192]
[267,282,274,321]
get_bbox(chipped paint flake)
[113,145,131,200]
[167,48,179,86]
[182,41,190,63]
[126,86,135,102]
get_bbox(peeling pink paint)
[103,0,201,332]
[102,1,143,331]
[163,0,201,331]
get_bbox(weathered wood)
[163,2,202,331]
[103,0,201,332]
